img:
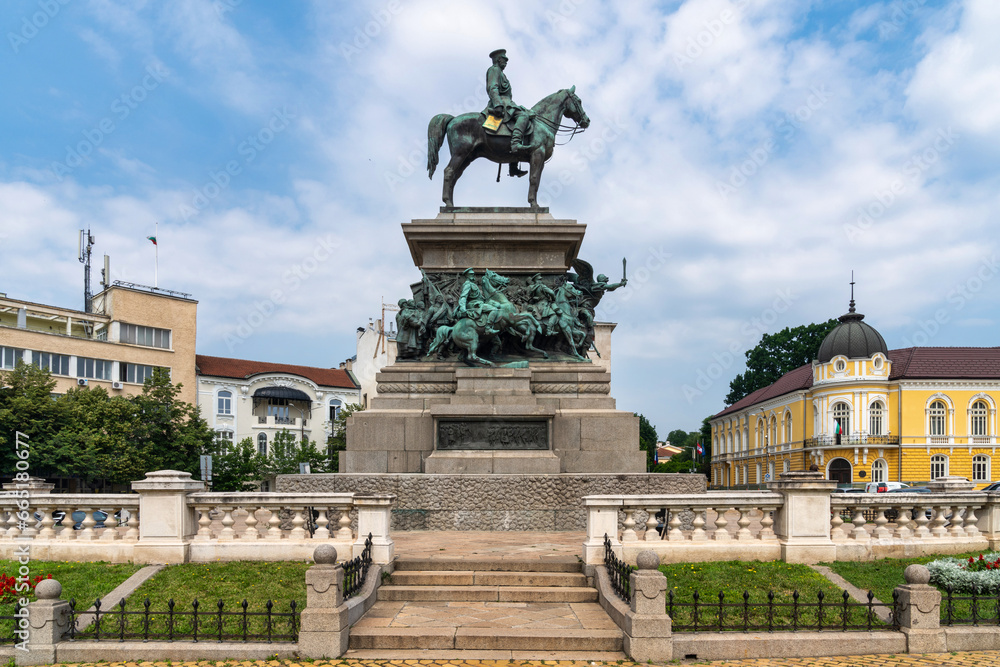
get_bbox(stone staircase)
[347,556,624,657]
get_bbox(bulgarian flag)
[147,235,157,245]
[834,421,842,435]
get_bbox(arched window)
[833,402,850,436]
[767,460,774,480]
[930,454,948,480]
[728,433,734,455]
[734,466,740,485]
[329,398,343,423]
[783,414,792,444]
[929,400,948,437]
[743,426,748,451]
[217,390,232,415]
[768,416,777,449]
[743,465,749,485]
[783,459,790,474]
[869,401,884,436]
[973,455,990,482]
[757,419,765,448]
[755,463,761,484]
[871,458,887,483]
[971,400,989,438]
[257,432,268,456]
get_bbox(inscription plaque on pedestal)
[437,419,549,451]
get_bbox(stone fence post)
[978,490,1000,550]
[769,471,837,563]
[582,496,622,565]
[131,470,205,564]
[354,494,395,564]
[622,550,672,661]
[298,545,349,658]
[895,564,946,654]
[16,578,70,666]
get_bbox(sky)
[1,0,999,438]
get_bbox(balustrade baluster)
[912,505,931,538]
[964,506,981,537]
[736,507,753,541]
[667,508,684,541]
[77,507,96,541]
[290,507,307,539]
[759,507,776,540]
[851,507,868,541]
[691,507,708,541]
[219,507,236,541]
[830,508,846,540]
[948,506,965,538]
[1,508,17,539]
[313,508,330,540]
[0,508,10,539]
[712,507,731,542]
[266,507,283,539]
[336,506,352,540]
[101,507,120,541]
[195,506,213,541]
[38,507,57,540]
[242,507,260,540]
[57,505,75,540]
[124,509,140,542]
[20,505,39,539]
[622,508,638,542]
[873,507,891,539]
[643,507,659,541]
[930,506,948,538]
[893,506,911,540]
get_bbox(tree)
[209,437,266,492]
[131,368,212,476]
[636,414,658,471]
[0,362,69,478]
[327,403,363,473]
[264,430,330,476]
[724,319,839,406]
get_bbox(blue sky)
[2,0,999,438]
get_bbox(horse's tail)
[427,113,453,179]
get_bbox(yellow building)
[0,284,198,404]
[710,298,1000,489]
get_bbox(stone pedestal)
[769,471,838,563]
[130,470,205,564]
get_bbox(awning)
[252,386,311,402]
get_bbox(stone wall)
[276,473,706,531]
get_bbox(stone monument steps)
[377,584,597,603]
[393,556,581,573]
[390,570,588,587]
[348,626,623,653]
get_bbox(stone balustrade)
[0,470,395,565]
[586,474,1000,565]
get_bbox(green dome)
[816,301,888,363]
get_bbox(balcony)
[253,415,299,428]
[804,434,900,448]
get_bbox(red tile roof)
[714,347,1000,418]
[196,355,358,389]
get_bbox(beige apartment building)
[0,284,198,403]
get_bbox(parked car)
[832,487,865,494]
[885,486,936,521]
[865,481,909,493]
[982,481,1000,492]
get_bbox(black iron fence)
[603,533,633,603]
[668,589,900,632]
[0,601,23,645]
[66,596,299,643]
[343,532,373,599]
[943,587,1000,626]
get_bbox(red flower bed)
[963,554,1000,573]
[0,572,52,603]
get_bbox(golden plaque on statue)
[482,114,502,131]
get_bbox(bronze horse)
[427,87,590,207]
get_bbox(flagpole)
[154,221,158,288]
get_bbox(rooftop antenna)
[78,228,95,313]
[849,270,856,313]
[375,298,401,358]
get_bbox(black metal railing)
[668,589,900,632]
[0,601,22,645]
[804,435,900,447]
[943,587,1000,626]
[343,533,373,599]
[603,533,633,603]
[66,596,299,643]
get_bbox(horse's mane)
[530,88,571,113]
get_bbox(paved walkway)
[26,652,1000,665]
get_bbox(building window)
[729,433,735,454]
[930,454,948,480]
[78,357,112,380]
[217,430,234,454]
[257,432,268,456]
[870,401,885,436]
[783,414,792,444]
[834,359,846,372]
[872,458,887,483]
[120,363,156,384]
[971,400,989,438]
[783,459,791,473]
[31,351,70,376]
[768,461,774,480]
[757,419,765,448]
[743,465,749,485]
[218,390,233,415]
[973,455,990,482]
[929,400,948,437]
[267,398,291,424]
[873,356,883,370]
[833,402,850,436]
[755,464,761,484]
[329,398,342,422]
[120,323,171,349]
[768,416,777,449]
[1,346,24,369]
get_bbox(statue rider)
[484,49,532,177]
[457,268,500,336]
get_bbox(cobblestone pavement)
[24,652,1000,666]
